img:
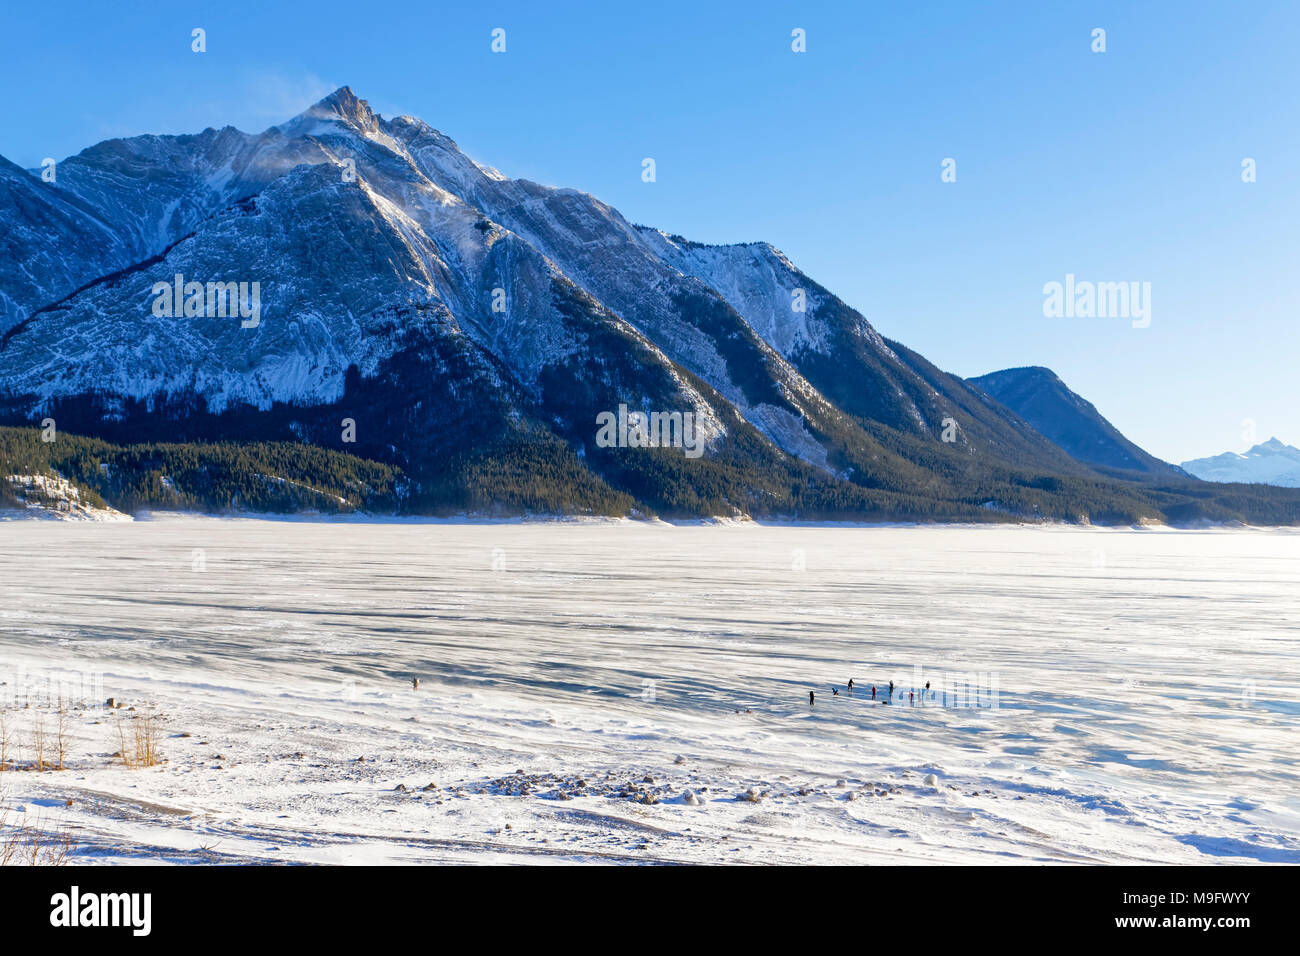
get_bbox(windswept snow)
[1,522,1297,864]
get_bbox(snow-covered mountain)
[0,89,1065,455]
[1181,438,1300,487]
[2,87,1297,523]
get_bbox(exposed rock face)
[5,87,1294,523]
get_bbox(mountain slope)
[0,156,135,331]
[2,87,1298,524]
[968,366,1185,479]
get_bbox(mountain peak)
[1181,437,1300,486]
[969,365,1183,478]
[1252,436,1291,453]
[292,85,379,133]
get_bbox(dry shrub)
[54,701,68,772]
[0,708,9,771]
[30,714,46,773]
[0,785,72,866]
[116,710,162,768]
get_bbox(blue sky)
[2,0,1296,461]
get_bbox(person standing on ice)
[871,685,877,700]
[809,691,815,706]
[848,678,855,695]
[909,691,914,706]
[889,680,895,699]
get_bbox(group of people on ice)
[810,677,932,707]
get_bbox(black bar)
[0,864,1281,943]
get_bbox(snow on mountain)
[2,473,129,521]
[5,87,1298,524]
[0,156,134,332]
[640,230,836,357]
[0,86,949,473]
[0,91,734,449]
[1181,438,1300,487]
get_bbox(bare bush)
[55,700,68,772]
[0,708,9,771]
[31,713,46,773]
[116,710,162,768]
[0,783,72,866]
[0,808,72,866]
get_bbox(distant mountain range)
[2,87,1298,524]
[1181,438,1300,488]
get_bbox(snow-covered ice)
[1,520,1297,864]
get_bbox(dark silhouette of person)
[809,691,815,706]
[889,680,895,699]
[871,685,877,700]
[848,678,855,695]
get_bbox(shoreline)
[5,507,1299,533]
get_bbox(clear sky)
[2,0,1296,462]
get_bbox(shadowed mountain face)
[968,367,1186,479]
[2,87,1297,523]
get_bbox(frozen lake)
[1,519,1297,864]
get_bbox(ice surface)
[1,520,1297,864]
